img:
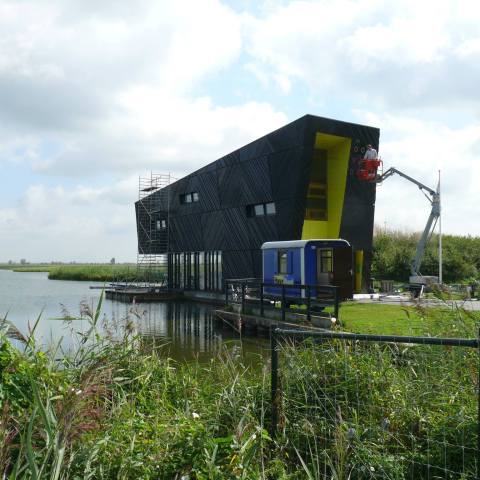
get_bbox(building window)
[265,202,276,215]
[254,204,264,216]
[180,192,199,204]
[156,219,167,230]
[246,201,277,217]
[278,250,289,274]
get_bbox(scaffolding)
[136,173,171,285]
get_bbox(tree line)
[371,228,480,283]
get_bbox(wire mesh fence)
[271,329,479,479]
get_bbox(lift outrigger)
[357,158,441,294]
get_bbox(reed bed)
[0,264,155,282]
[47,264,143,282]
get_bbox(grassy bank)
[0,264,52,272]
[47,264,142,282]
[1,301,479,478]
[0,264,159,282]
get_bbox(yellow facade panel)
[301,132,351,239]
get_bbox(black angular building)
[135,114,380,293]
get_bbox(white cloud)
[0,0,242,91]
[239,0,480,238]
[361,111,480,235]
[1,0,480,263]
[0,0,286,178]
[0,0,288,261]
[24,95,287,177]
[0,0,243,139]
[0,179,138,262]
[244,0,480,110]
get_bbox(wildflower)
[370,466,375,472]
[192,412,200,419]
[331,317,337,324]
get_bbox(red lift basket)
[357,158,382,182]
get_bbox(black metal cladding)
[136,114,380,287]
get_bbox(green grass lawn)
[336,301,478,337]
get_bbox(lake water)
[0,270,267,361]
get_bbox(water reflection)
[0,270,268,362]
[132,301,269,362]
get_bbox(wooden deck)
[104,285,225,304]
[214,306,333,334]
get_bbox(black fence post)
[241,282,246,314]
[306,286,311,322]
[333,287,339,322]
[271,328,279,439]
[281,284,286,323]
[260,283,264,317]
[477,327,480,480]
[224,281,229,307]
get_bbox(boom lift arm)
[375,167,440,282]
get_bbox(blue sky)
[1,0,479,262]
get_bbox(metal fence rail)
[271,328,480,479]
[225,279,340,322]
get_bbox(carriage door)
[332,247,353,300]
[316,248,333,285]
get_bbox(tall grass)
[0,301,479,478]
[0,299,273,478]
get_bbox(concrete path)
[354,294,480,311]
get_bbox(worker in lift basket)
[364,144,377,159]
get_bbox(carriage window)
[319,249,333,273]
[278,250,289,274]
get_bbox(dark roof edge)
[156,113,380,189]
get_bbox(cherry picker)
[357,157,441,294]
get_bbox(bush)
[372,229,480,282]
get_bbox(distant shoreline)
[0,263,152,282]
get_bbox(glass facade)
[168,251,223,291]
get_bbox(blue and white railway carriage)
[261,239,353,301]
